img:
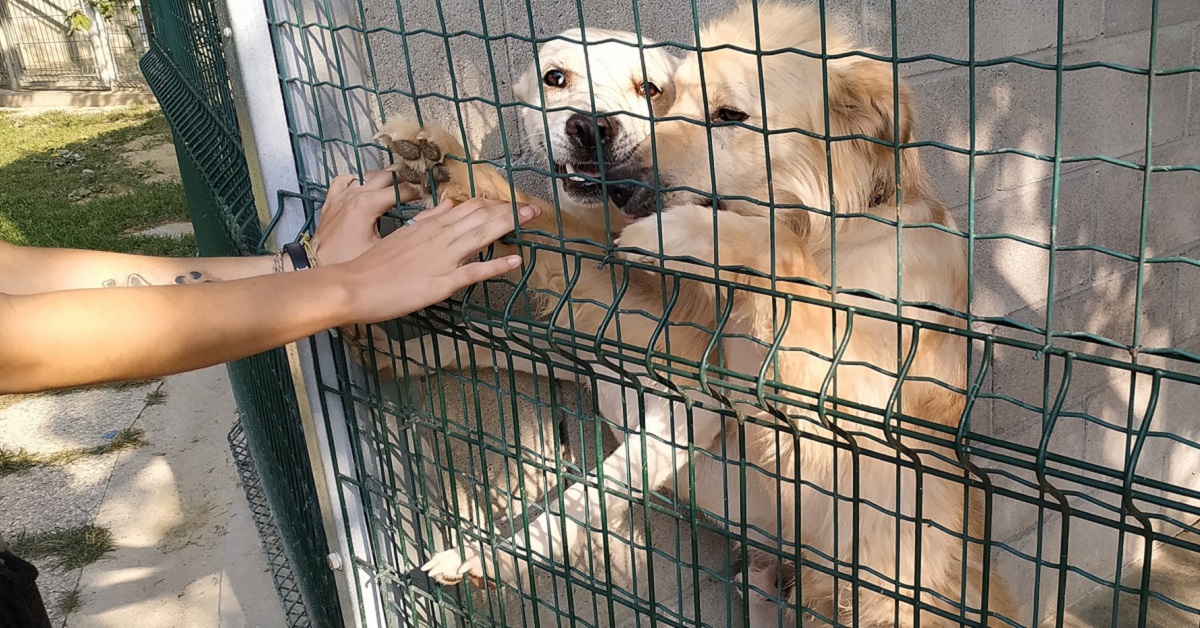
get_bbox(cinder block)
[1191,25,1200,137]
[1153,244,1200,348]
[989,360,1200,624]
[1048,262,1170,349]
[503,0,729,45]
[269,4,394,180]
[1159,351,1200,501]
[1080,370,1200,525]
[1083,138,1200,282]
[967,234,1051,322]
[862,0,1102,78]
[967,237,1185,364]
[989,498,1154,625]
[982,24,1195,192]
[491,0,862,57]
[973,165,1101,292]
[961,336,997,434]
[960,165,1107,322]
[361,0,520,162]
[1104,0,1200,38]
[983,257,1189,446]
[1052,515,1154,625]
[989,341,1132,442]
[909,68,1004,209]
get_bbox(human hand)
[312,170,421,267]
[333,197,539,324]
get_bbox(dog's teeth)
[562,162,587,181]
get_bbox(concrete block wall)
[265,0,1200,625]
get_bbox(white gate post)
[213,1,385,627]
[85,3,117,87]
[0,4,21,89]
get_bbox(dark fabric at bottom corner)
[0,550,52,628]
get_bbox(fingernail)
[506,255,521,267]
[519,205,538,218]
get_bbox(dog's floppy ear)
[828,56,914,146]
[513,62,541,107]
[827,56,916,207]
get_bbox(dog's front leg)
[422,380,726,588]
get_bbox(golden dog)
[371,3,1015,626]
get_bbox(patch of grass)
[55,589,84,615]
[0,427,147,476]
[0,105,194,256]
[145,388,167,406]
[9,524,115,570]
[90,427,146,455]
[0,447,39,475]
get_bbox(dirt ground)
[0,107,275,626]
[120,135,181,185]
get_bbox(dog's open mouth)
[554,161,606,193]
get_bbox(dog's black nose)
[606,180,638,209]
[603,165,658,219]
[565,113,618,148]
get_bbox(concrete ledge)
[0,89,158,109]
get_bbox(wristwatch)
[282,240,310,271]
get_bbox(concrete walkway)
[0,366,286,627]
[0,89,157,109]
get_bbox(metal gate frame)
[215,1,388,626]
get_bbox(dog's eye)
[543,69,567,88]
[712,107,750,124]
[636,81,662,98]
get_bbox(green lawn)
[0,106,195,256]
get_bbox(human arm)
[0,171,419,294]
[0,191,538,394]
[0,242,277,293]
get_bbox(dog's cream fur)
[612,4,1016,625]
[370,4,1015,626]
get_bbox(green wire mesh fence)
[153,0,1200,626]
[139,1,342,625]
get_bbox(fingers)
[445,256,523,289]
[329,174,358,192]
[438,197,519,227]
[331,171,420,206]
[359,169,398,190]
[355,187,415,219]
[410,198,455,223]
[394,182,422,203]
[322,175,359,215]
[444,203,538,261]
[357,169,424,200]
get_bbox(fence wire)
[251,1,1200,627]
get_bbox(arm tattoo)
[102,273,152,288]
[174,270,214,284]
[101,270,216,288]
